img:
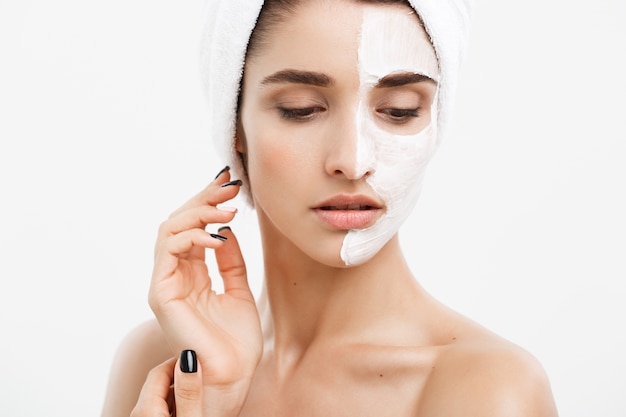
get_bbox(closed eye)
[377,108,420,124]
[278,106,326,121]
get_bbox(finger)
[131,357,177,417]
[214,227,254,302]
[174,350,203,417]
[157,229,227,260]
[152,229,227,286]
[169,169,243,218]
[158,205,238,241]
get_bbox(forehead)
[244,1,437,85]
[360,7,439,81]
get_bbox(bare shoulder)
[100,319,173,417]
[418,332,558,417]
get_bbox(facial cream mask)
[340,7,440,266]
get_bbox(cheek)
[356,96,438,207]
[245,123,316,201]
[242,112,283,186]
[370,131,434,203]
[382,122,435,169]
[247,136,287,196]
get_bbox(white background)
[1,0,624,415]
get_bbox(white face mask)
[340,8,440,266]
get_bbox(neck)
[256,216,430,359]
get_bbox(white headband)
[199,0,473,201]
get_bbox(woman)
[102,0,558,415]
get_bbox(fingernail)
[220,179,243,188]
[180,350,198,373]
[214,165,230,180]
[218,226,231,233]
[210,233,228,241]
[217,205,237,213]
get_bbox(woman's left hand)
[131,350,203,417]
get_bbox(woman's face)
[238,0,439,267]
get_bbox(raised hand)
[149,167,262,416]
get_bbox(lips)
[312,195,383,230]
[319,204,375,210]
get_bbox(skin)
[130,355,204,417]
[100,1,559,416]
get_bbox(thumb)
[174,350,203,417]
[214,226,254,302]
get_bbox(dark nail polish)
[214,165,230,180]
[220,179,243,188]
[210,233,228,241]
[180,350,197,373]
[218,226,231,233]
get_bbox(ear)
[235,118,247,154]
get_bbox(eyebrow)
[376,72,437,88]
[261,70,334,87]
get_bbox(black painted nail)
[218,226,231,233]
[220,179,243,188]
[180,350,197,373]
[214,165,230,180]
[210,233,228,241]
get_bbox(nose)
[324,108,375,180]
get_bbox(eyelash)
[277,106,420,124]
[377,108,421,124]
[278,106,326,121]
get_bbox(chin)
[294,234,361,270]
[306,247,353,269]
[311,244,380,269]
